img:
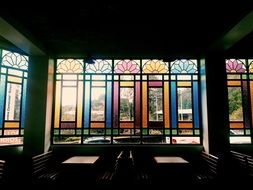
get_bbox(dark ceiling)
[0,1,253,58]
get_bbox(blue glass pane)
[84,82,90,128]
[106,81,112,128]
[0,75,6,128]
[21,79,27,129]
[193,82,199,128]
[171,81,177,128]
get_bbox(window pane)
[228,87,243,121]
[5,83,22,120]
[91,88,105,121]
[61,87,77,121]
[120,88,134,121]
[149,88,163,121]
[178,88,192,121]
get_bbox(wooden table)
[154,156,189,164]
[62,156,100,165]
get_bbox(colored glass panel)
[177,81,191,86]
[120,82,134,87]
[242,81,250,128]
[113,82,119,128]
[8,69,23,77]
[92,81,106,86]
[2,50,29,70]
[227,81,241,86]
[226,59,246,73]
[178,88,192,121]
[228,87,243,121]
[171,81,177,128]
[135,82,141,128]
[84,82,91,128]
[7,76,22,83]
[230,122,244,128]
[21,79,27,128]
[250,82,253,128]
[114,60,140,73]
[148,81,162,86]
[57,59,83,73]
[193,82,199,128]
[54,81,61,128]
[90,123,105,128]
[170,59,198,74]
[77,82,83,128]
[106,81,112,128]
[4,122,19,128]
[164,82,170,128]
[120,123,134,128]
[120,88,134,121]
[149,88,163,121]
[0,75,6,128]
[142,60,168,73]
[178,123,193,128]
[85,59,112,73]
[142,82,148,128]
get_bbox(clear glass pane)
[120,88,134,121]
[228,87,243,121]
[178,88,192,121]
[149,88,163,121]
[5,83,22,120]
[91,88,105,121]
[61,87,77,121]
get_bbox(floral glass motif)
[114,60,140,73]
[142,60,169,74]
[170,59,198,74]
[2,50,28,70]
[57,59,84,73]
[85,59,112,73]
[248,59,253,73]
[226,59,246,73]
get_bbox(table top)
[62,156,100,164]
[154,156,189,164]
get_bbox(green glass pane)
[113,129,118,135]
[107,75,112,80]
[83,129,89,135]
[0,130,2,135]
[171,75,176,80]
[56,75,61,80]
[193,75,198,80]
[21,129,24,135]
[246,129,251,135]
[242,74,247,79]
[165,129,170,135]
[54,129,59,135]
[172,129,177,135]
[164,75,169,80]
[142,129,148,135]
[136,75,140,80]
[250,75,253,80]
[194,129,200,135]
[76,129,82,135]
[106,129,111,135]
[85,75,90,80]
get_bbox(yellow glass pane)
[120,123,134,128]
[77,82,83,128]
[164,82,170,128]
[251,82,253,128]
[178,123,193,128]
[177,82,191,86]
[7,76,22,83]
[142,82,148,128]
[4,122,20,128]
[230,122,244,129]
[92,81,106,86]
[120,82,134,86]
[54,81,61,128]
[90,123,105,128]
[227,81,241,86]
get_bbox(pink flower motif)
[226,59,246,73]
[115,60,140,73]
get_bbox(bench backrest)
[201,151,219,177]
[0,160,5,181]
[32,151,53,177]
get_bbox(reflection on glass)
[91,88,105,121]
[120,88,134,121]
[149,88,163,121]
[5,83,21,120]
[178,88,192,121]
[61,87,77,121]
[228,87,243,121]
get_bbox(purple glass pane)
[113,82,119,128]
[135,82,141,128]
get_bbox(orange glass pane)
[54,81,61,128]
[120,82,134,87]
[90,123,105,128]
[77,82,83,128]
[230,122,244,129]
[177,81,191,86]
[120,122,134,128]
[164,82,170,128]
[178,122,193,128]
[227,81,241,86]
[142,82,148,128]
[4,122,19,128]
[250,82,253,128]
[7,76,22,83]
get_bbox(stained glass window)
[0,49,29,145]
[53,59,200,144]
[226,59,252,144]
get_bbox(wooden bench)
[0,160,6,183]
[193,151,219,184]
[32,151,61,183]
[231,150,253,178]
